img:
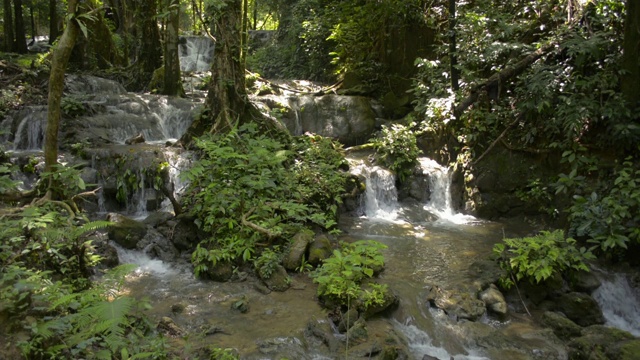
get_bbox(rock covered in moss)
[106,213,147,249]
[568,325,637,360]
[541,311,582,341]
[283,229,313,270]
[261,265,290,292]
[555,292,605,327]
[479,284,507,316]
[308,234,333,266]
[426,285,486,321]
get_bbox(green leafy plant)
[312,240,388,310]
[182,123,348,278]
[568,159,640,251]
[492,230,595,289]
[254,247,282,279]
[61,96,86,118]
[371,123,421,182]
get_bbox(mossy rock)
[308,234,332,266]
[262,265,290,292]
[205,260,234,282]
[556,292,605,327]
[106,213,147,249]
[283,229,313,271]
[542,311,582,341]
[568,325,636,360]
[620,340,640,360]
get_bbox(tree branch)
[241,207,280,239]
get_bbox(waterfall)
[419,157,476,224]
[11,107,47,150]
[179,36,215,72]
[348,157,400,221]
[112,242,176,276]
[592,273,640,336]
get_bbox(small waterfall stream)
[593,272,640,336]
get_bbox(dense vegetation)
[1,0,640,358]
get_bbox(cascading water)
[592,272,640,336]
[179,36,215,72]
[419,157,476,224]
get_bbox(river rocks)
[106,213,147,249]
[164,215,203,251]
[231,297,249,313]
[261,265,291,292]
[555,292,605,327]
[255,336,309,359]
[125,132,145,145]
[479,284,508,316]
[137,228,179,263]
[143,211,174,227]
[283,229,313,271]
[360,283,399,318]
[468,259,504,291]
[570,270,602,293]
[542,311,582,341]
[308,234,333,266]
[346,318,369,344]
[567,325,637,360]
[205,260,234,282]
[426,285,486,321]
[157,316,183,337]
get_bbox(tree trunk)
[621,0,640,109]
[162,0,183,96]
[3,0,14,52]
[449,0,459,92]
[139,0,162,75]
[29,5,35,41]
[48,0,60,44]
[44,0,80,173]
[13,0,28,53]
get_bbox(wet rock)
[106,213,147,249]
[230,297,249,314]
[479,284,507,316]
[157,316,183,336]
[568,325,636,360]
[143,211,174,227]
[205,260,234,282]
[308,234,333,266]
[347,341,382,358]
[125,132,145,145]
[170,303,186,314]
[379,345,411,360]
[468,259,504,291]
[137,228,179,262]
[165,215,203,251]
[397,171,430,203]
[346,318,368,344]
[262,265,291,292]
[541,311,582,341]
[426,285,486,321]
[256,336,309,359]
[253,282,271,295]
[93,239,119,268]
[283,229,313,271]
[306,319,340,353]
[570,271,601,293]
[555,292,605,327]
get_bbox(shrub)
[492,230,595,289]
[371,123,421,182]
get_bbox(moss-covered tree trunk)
[3,0,14,52]
[44,0,80,173]
[622,0,640,109]
[179,0,286,145]
[12,0,28,53]
[48,0,59,44]
[162,0,183,96]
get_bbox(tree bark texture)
[44,0,80,172]
[13,0,28,53]
[3,0,14,52]
[162,0,183,96]
[621,0,640,109]
[48,0,60,44]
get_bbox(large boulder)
[282,95,377,146]
[555,292,605,327]
[568,325,638,360]
[541,311,582,341]
[283,229,313,271]
[308,234,333,266]
[106,213,147,249]
[261,265,291,292]
[426,285,486,321]
[479,284,507,316]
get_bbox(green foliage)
[111,156,167,205]
[492,230,595,289]
[312,240,388,310]
[371,123,421,182]
[254,247,282,279]
[181,124,348,277]
[0,163,20,195]
[41,163,87,200]
[61,96,87,118]
[515,178,557,217]
[0,207,110,289]
[568,159,640,252]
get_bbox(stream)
[2,36,639,359]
